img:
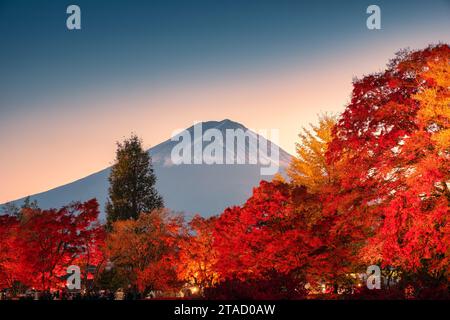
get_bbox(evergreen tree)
[1,202,20,216]
[106,135,163,227]
[21,196,38,210]
[1,197,38,219]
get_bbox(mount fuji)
[3,120,292,219]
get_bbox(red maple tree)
[325,44,449,289]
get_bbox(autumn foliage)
[0,44,448,299]
[208,44,449,298]
[105,208,184,293]
[177,215,219,293]
[0,199,105,292]
[325,44,449,284]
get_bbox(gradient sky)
[0,0,449,203]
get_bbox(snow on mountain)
[3,119,293,220]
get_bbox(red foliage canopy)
[325,44,449,275]
[0,199,105,291]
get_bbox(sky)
[0,0,449,203]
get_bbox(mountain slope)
[4,120,292,219]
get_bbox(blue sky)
[1,0,448,113]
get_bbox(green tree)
[106,135,163,227]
